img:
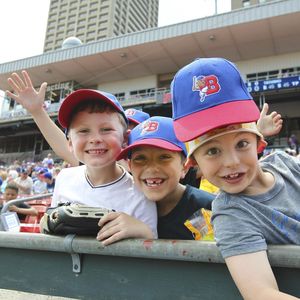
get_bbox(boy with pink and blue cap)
[117,116,214,239]
[171,57,300,299]
[125,108,150,129]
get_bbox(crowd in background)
[0,153,68,197]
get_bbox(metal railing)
[0,193,53,215]
[0,88,171,122]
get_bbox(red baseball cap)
[58,89,128,129]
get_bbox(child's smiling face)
[68,110,126,170]
[129,146,186,202]
[192,131,261,195]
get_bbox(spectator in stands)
[41,172,55,193]
[1,183,38,221]
[9,168,33,195]
[25,163,35,177]
[1,169,17,194]
[47,161,54,174]
[32,169,48,194]
[0,170,7,194]
[125,108,150,130]
[52,167,61,179]
[42,153,54,167]
[288,134,299,155]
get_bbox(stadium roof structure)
[0,0,299,90]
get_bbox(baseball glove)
[40,203,113,236]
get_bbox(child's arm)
[9,204,38,217]
[225,251,298,299]
[257,103,283,137]
[6,71,78,166]
[97,212,155,245]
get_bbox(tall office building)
[44,0,159,52]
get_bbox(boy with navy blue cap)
[125,108,150,129]
[116,116,214,239]
[171,57,300,299]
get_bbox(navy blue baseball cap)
[125,108,150,125]
[58,89,128,129]
[117,116,187,160]
[42,172,53,180]
[171,57,260,142]
[20,168,28,174]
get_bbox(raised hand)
[257,103,283,137]
[6,70,47,114]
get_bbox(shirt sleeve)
[212,195,267,258]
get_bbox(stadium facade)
[0,0,299,165]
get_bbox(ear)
[180,159,191,179]
[122,129,131,149]
[257,139,268,154]
[68,138,74,153]
[128,159,132,172]
[184,156,197,170]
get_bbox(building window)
[242,0,250,7]
[114,92,125,101]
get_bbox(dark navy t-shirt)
[158,185,214,240]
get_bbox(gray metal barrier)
[0,233,300,299]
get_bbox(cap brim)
[58,89,123,128]
[127,117,140,125]
[117,139,183,160]
[174,100,260,142]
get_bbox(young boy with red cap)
[57,89,157,244]
[115,116,214,239]
[171,57,300,299]
[6,71,151,167]
[7,73,157,245]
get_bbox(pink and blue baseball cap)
[125,108,150,125]
[171,57,260,142]
[58,89,128,129]
[117,116,187,160]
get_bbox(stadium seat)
[20,204,48,233]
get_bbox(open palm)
[257,103,283,137]
[6,70,47,114]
